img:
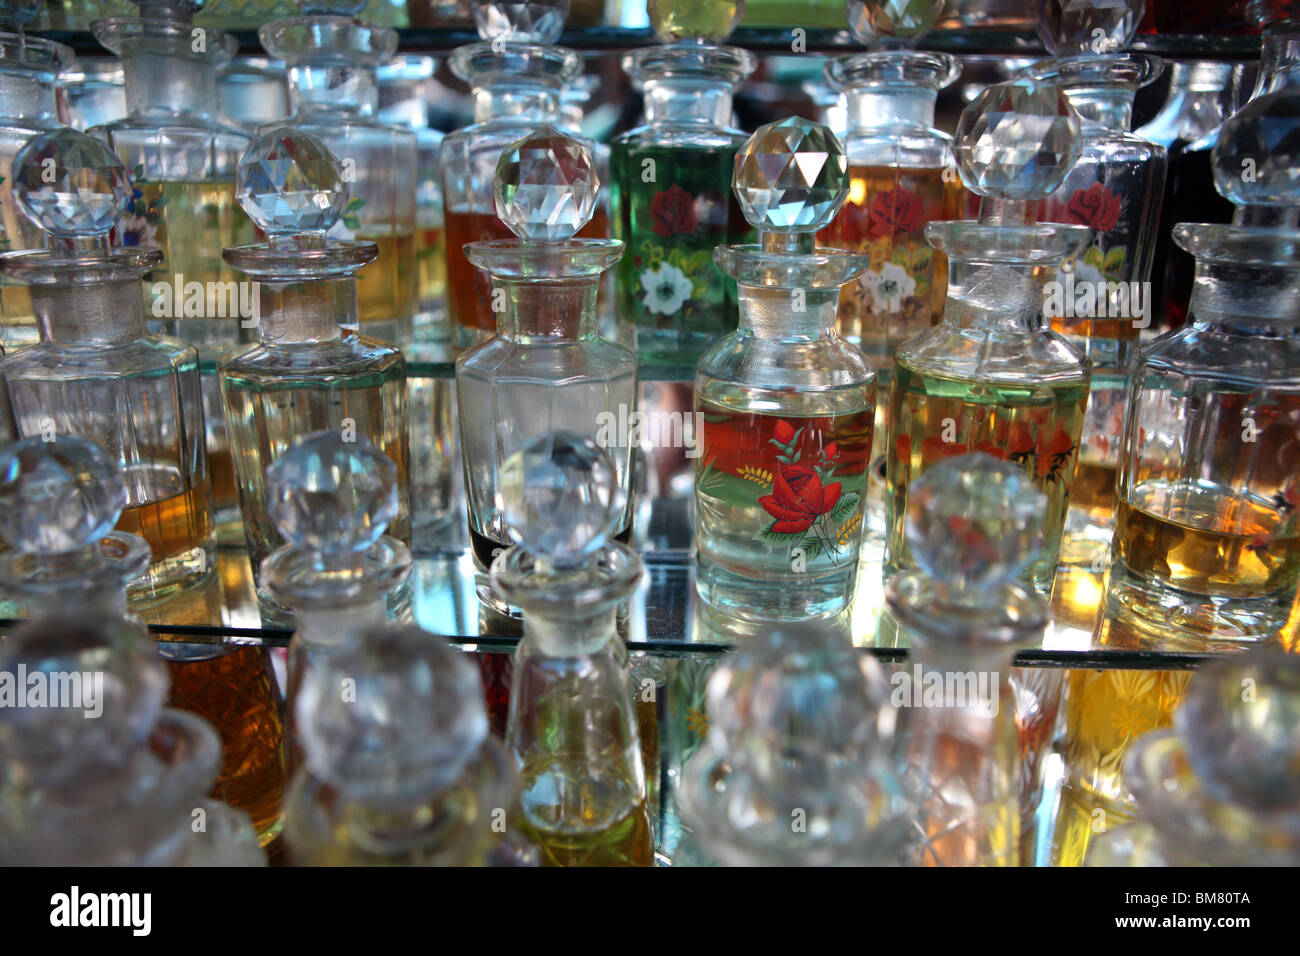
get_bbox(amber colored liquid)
[115,480,215,564]
[0,284,34,349]
[1281,586,1300,652]
[1071,459,1117,522]
[1115,478,1300,600]
[134,180,253,289]
[415,225,447,309]
[517,765,654,868]
[165,643,287,846]
[355,232,417,328]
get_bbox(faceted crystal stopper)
[733,118,850,233]
[497,431,622,568]
[12,129,132,241]
[236,127,349,237]
[265,431,399,557]
[845,0,946,43]
[494,126,599,243]
[473,0,568,44]
[0,436,128,555]
[954,79,1083,201]
[647,0,745,43]
[295,623,489,801]
[904,452,1047,599]
[1177,651,1300,814]
[1037,0,1144,57]
[1212,88,1300,210]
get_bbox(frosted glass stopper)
[0,436,127,555]
[295,624,489,802]
[733,117,850,233]
[1037,0,1144,57]
[494,126,599,242]
[472,0,568,43]
[0,0,41,28]
[846,0,946,43]
[647,0,744,43]
[236,127,349,238]
[12,129,132,241]
[498,431,622,568]
[265,431,399,557]
[1212,89,1300,210]
[904,452,1046,599]
[954,79,1083,201]
[1177,651,1300,814]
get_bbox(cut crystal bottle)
[694,117,877,621]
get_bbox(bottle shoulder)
[0,335,198,378]
[841,126,953,169]
[896,324,1091,386]
[220,336,403,379]
[612,125,746,153]
[456,336,637,379]
[1138,323,1300,387]
[697,332,878,390]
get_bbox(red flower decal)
[824,441,839,460]
[1064,183,1122,232]
[759,464,843,535]
[868,185,926,239]
[650,185,699,237]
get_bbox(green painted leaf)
[1083,245,1105,269]
[1101,246,1127,276]
[342,215,361,230]
[793,539,823,565]
[908,246,933,276]
[345,197,365,213]
[913,275,931,296]
[755,525,811,549]
[828,491,860,526]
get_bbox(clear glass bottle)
[259,3,418,346]
[887,452,1051,867]
[456,127,635,586]
[219,127,410,591]
[695,117,876,621]
[0,128,215,602]
[1107,89,1300,649]
[885,80,1092,595]
[610,25,756,366]
[493,432,653,866]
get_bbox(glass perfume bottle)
[456,127,635,582]
[1107,88,1300,649]
[259,1,418,346]
[219,127,410,590]
[695,117,876,621]
[885,79,1092,595]
[0,128,215,602]
[494,432,653,867]
[610,13,755,366]
[0,0,70,350]
[887,452,1051,867]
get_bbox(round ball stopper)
[1177,651,1300,814]
[905,452,1047,598]
[295,623,489,802]
[954,78,1083,201]
[845,0,945,43]
[1212,88,1300,209]
[472,0,568,44]
[497,431,622,567]
[1037,0,1144,57]
[647,0,744,43]
[494,126,599,242]
[12,129,132,240]
[265,431,399,557]
[733,117,850,233]
[0,436,127,555]
[236,127,348,236]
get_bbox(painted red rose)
[773,420,796,445]
[824,441,839,460]
[650,185,699,237]
[868,185,926,239]
[759,464,843,534]
[1064,182,1122,232]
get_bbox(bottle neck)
[472,84,560,123]
[122,49,219,118]
[293,598,388,650]
[1256,30,1300,96]
[255,277,352,343]
[523,603,617,657]
[845,87,938,130]
[939,257,1046,333]
[289,64,379,116]
[642,79,734,126]
[737,285,840,340]
[495,276,598,341]
[0,66,58,120]
[1187,257,1300,333]
[1062,85,1134,131]
[31,281,147,345]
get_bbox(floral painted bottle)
[885,80,1091,595]
[694,118,876,621]
[609,4,756,367]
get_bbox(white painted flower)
[1056,257,1103,289]
[116,215,158,250]
[863,262,916,313]
[640,261,693,316]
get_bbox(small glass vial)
[457,127,635,585]
[259,1,418,346]
[219,127,410,590]
[0,128,215,602]
[493,432,653,866]
[610,10,755,366]
[885,80,1092,595]
[887,452,1051,867]
[1107,89,1300,649]
[695,118,876,621]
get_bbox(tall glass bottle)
[456,128,635,586]
[219,127,410,591]
[1107,89,1300,649]
[0,128,214,602]
[259,1,417,346]
[610,8,755,367]
[885,80,1091,595]
[0,0,69,350]
[694,118,876,621]
[494,432,652,866]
